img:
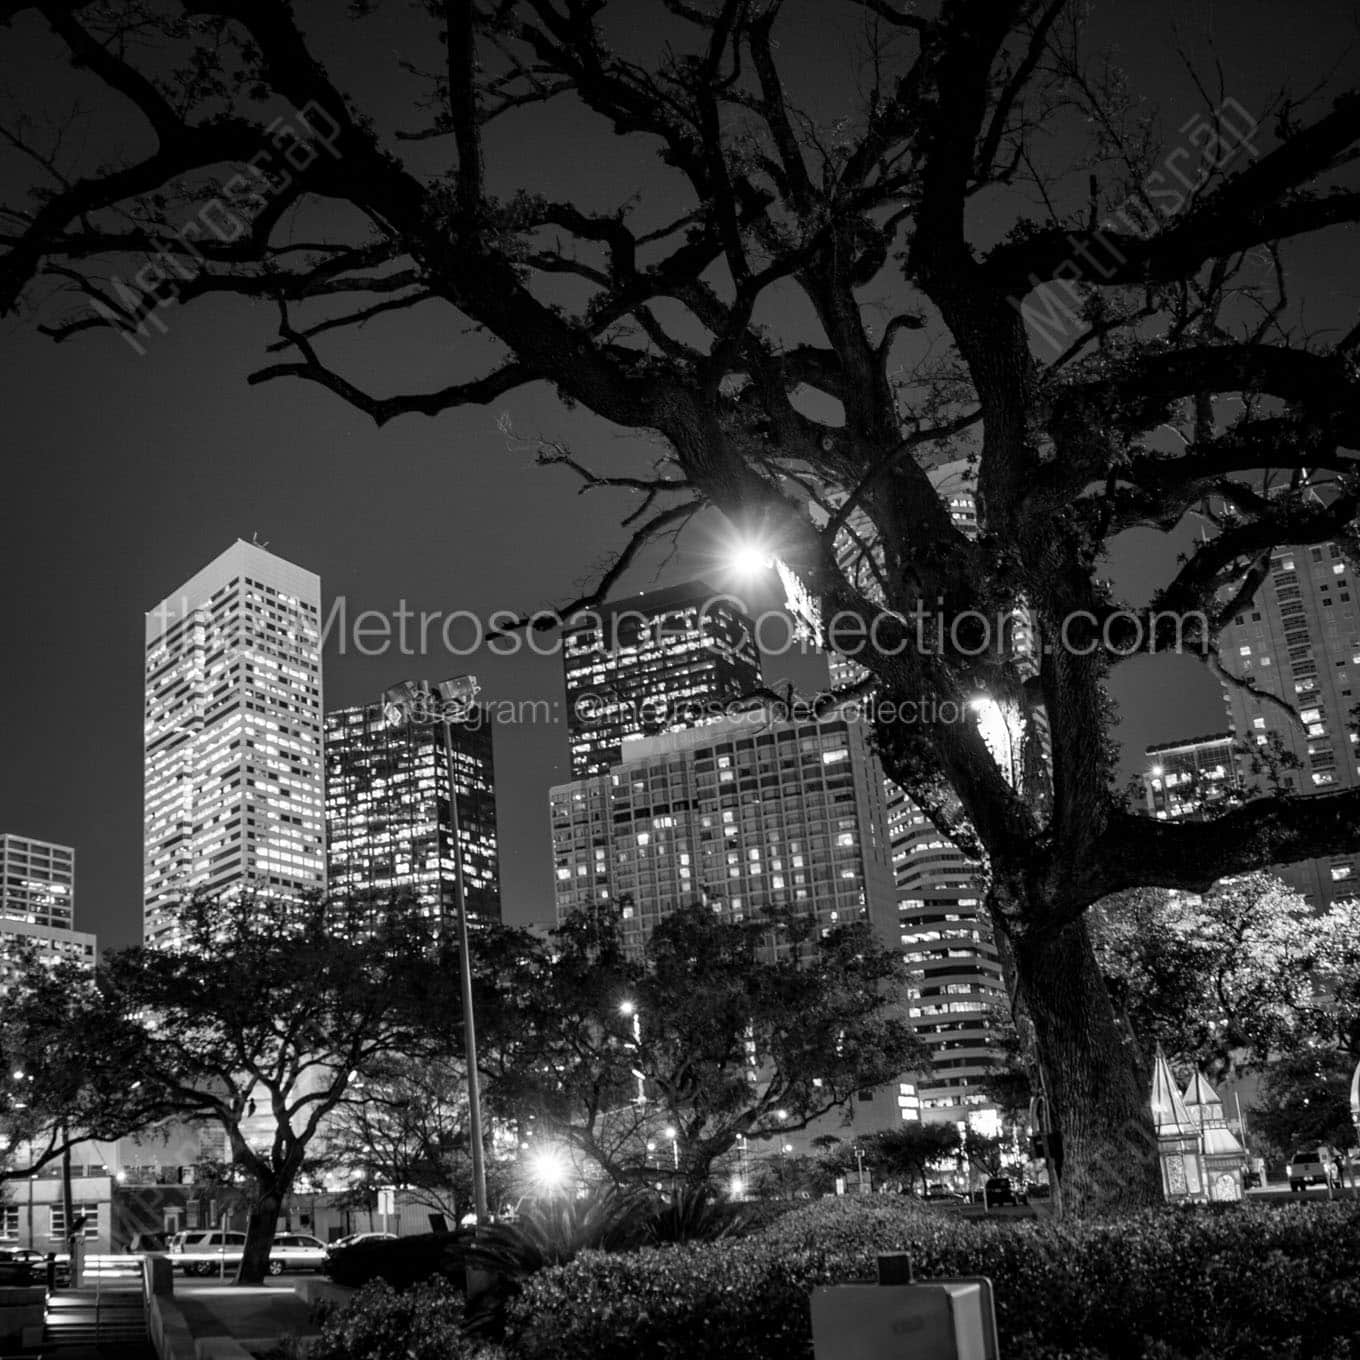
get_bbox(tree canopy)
[4,0,1360,1207]
[479,900,926,1187]
[1092,874,1341,1082]
[7,893,449,1282]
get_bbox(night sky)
[1,1,1357,949]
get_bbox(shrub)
[323,1230,469,1290]
[308,1279,506,1360]
[642,1184,759,1246]
[504,1197,1360,1360]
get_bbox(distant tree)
[1092,874,1324,1081]
[481,901,926,1189]
[961,1128,1008,1179]
[1251,1050,1358,1162]
[40,894,447,1284]
[860,1123,963,1197]
[320,1055,519,1221]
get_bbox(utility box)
[811,1257,999,1359]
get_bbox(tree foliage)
[479,901,926,1187]
[5,0,1360,1207]
[1092,874,1327,1081]
[858,1122,962,1196]
[0,942,164,1182]
[12,894,449,1282]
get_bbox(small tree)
[321,1055,515,1222]
[1251,1051,1359,1163]
[65,894,447,1283]
[860,1124,963,1197]
[483,901,926,1188]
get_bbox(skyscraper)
[325,679,500,926]
[562,581,761,777]
[0,834,96,991]
[143,541,325,946]
[1143,733,1242,820]
[550,712,897,950]
[889,796,1010,1121]
[1,833,75,929]
[1215,540,1359,906]
[822,461,1022,1124]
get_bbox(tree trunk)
[236,1188,284,1285]
[1008,914,1162,1213]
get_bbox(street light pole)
[437,688,489,1225]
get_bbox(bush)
[504,1197,1360,1360]
[323,1231,470,1290]
[309,1280,506,1360]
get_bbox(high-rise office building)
[1143,733,1242,820]
[550,712,897,948]
[562,581,761,778]
[2,833,75,929]
[889,796,1010,1121]
[0,834,96,991]
[1209,540,1358,906]
[822,462,1021,1125]
[325,679,500,926]
[143,541,326,946]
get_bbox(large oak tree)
[12,894,450,1283]
[3,0,1360,1207]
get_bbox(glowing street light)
[728,538,774,581]
[527,1146,571,1197]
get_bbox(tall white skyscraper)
[143,541,325,946]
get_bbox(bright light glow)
[729,1175,745,1198]
[618,1000,636,1017]
[775,1108,788,1121]
[728,538,773,580]
[527,1146,572,1194]
[663,1125,677,1140]
[1150,765,1164,778]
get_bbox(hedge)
[503,1197,1360,1360]
[309,1280,507,1360]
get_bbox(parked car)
[324,1231,397,1257]
[0,1247,71,1286]
[1287,1145,1338,1192]
[923,1183,967,1202]
[983,1177,1026,1208]
[268,1233,327,1275]
[167,1230,246,1274]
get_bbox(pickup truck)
[1287,1146,1337,1192]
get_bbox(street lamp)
[727,537,774,582]
[663,1125,679,1172]
[384,676,488,1224]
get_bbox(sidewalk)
[169,1279,328,1349]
